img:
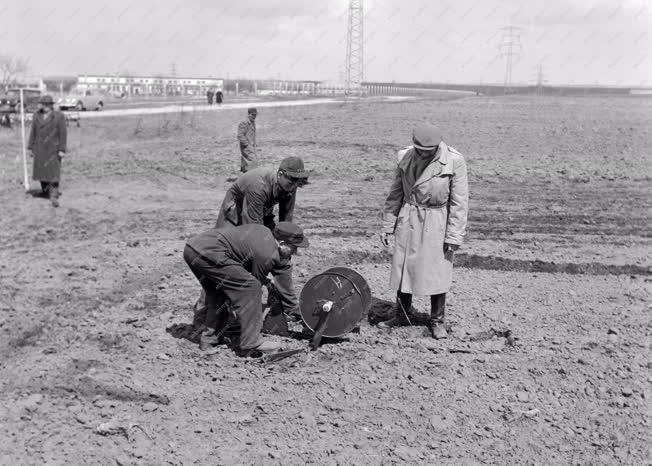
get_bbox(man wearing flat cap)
[28,94,67,207]
[237,108,258,172]
[192,156,310,336]
[184,221,309,355]
[379,123,469,339]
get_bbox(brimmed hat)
[412,123,442,150]
[39,95,54,105]
[279,156,309,179]
[273,222,309,247]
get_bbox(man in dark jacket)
[184,222,309,354]
[28,95,67,207]
[194,157,309,319]
[216,156,309,231]
[237,108,257,172]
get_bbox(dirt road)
[0,95,649,464]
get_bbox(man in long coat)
[28,95,67,207]
[237,108,257,172]
[378,123,469,339]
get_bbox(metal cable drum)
[299,267,372,338]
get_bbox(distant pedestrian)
[215,90,223,105]
[206,89,214,105]
[237,108,257,172]
[378,123,469,339]
[28,95,67,207]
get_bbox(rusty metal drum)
[299,267,372,338]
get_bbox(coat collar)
[412,142,454,187]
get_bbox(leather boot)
[429,293,448,339]
[378,292,412,328]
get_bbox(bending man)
[184,222,309,354]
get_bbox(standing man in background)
[206,88,214,105]
[238,107,257,172]
[28,95,67,208]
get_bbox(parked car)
[0,88,42,113]
[58,90,104,111]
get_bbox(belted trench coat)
[383,143,469,295]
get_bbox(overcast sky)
[1,0,649,85]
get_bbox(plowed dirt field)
[0,95,650,464]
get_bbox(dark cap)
[279,156,309,179]
[247,107,258,114]
[412,123,442,150]
[39,94,54,105]
[273,222,309,247]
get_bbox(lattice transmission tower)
[345,0,364,91]
[499,26,522,95]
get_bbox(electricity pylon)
[345,0,364,92]
[499,26,522,95]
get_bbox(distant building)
[77,75,223,96]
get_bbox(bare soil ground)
[0,95,650,465]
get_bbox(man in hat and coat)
[378,123,469,339]
[237,108,257,172]
[184,221,309,355]
[28,95,67,207]
[194,157,310,322]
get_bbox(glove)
[444,243,460,253]
[380,232,392,247]
[265,281,284,316]
[380,213,397,247]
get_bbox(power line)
[345,0,364,92]
[499,26,522,95]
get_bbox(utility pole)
[534,63,547,96]
[499,26,522,95]
[345,0,364,93]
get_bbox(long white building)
[77,75,223,96]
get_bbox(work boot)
[377,312,410,329]
[378,291,412,329]
[429,293,448,339]
[199,328,220,350]
[255,340,282,352]
[429,322,448,339]
[237,339,282,358]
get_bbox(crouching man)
[183,222,309,355]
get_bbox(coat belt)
[406,199,448,210]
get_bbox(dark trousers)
[184,245,263,350]
[397,291,446,323]
[40,181,59,194]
